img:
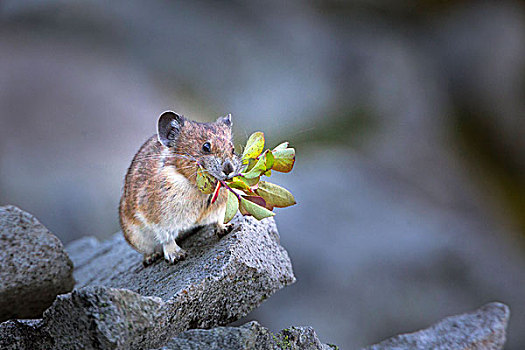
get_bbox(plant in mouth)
[196,131,296,223]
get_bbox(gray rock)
[0,319,52,350]
[44,286,165,349]
[363,302,509,350]
[0,205,75,322]
[273,326,334,350]
[155,321,275,350]
[154,321,334,350]
[0,287,165,349]
[0,216,295,349]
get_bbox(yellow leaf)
[256,181,296,208]
[272,148,295,173]
[196,167,216,194]
[241,132,265,162]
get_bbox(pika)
[119,111,241,265]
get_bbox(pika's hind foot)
[143,251,162,267]
[215,223,234,239]
[163,240,187,264]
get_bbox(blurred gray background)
[1,1,524,349]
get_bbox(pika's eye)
[231,147,235,155]
[202,142,211,153]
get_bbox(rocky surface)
[154,321,274,350]
[0,205,75,322]
[0,319,51,350]
[131,302,512,350]
[273,326,335,350]
[0,215,295,349]
[65,215,295,320]
[3,301,507,349]
[363,302,509,350]
[154,321,335,350]
[0,206,513,349]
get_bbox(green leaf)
[240,176,259,187]
[224,190,239,224]
[223,134,296,221]
[196,167,216,194]
[228,176,252,191]
[239,197,275,220]
[243,158,257,173]
[272,147,295,173]
[226,176,258,191]
[242,195,269,209]
[272,142,289,151]
[241,132,265,162]
[265,150,274,169]
[244,150,275,179]
[243,154,267,179]
[255,181,296,208]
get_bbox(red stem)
[210,181,221,204]
[220,180,243,201]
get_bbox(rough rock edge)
[0,319,52,350]
[154,321,335,350]
[0,205,75,321]
[0,216,296,349]
[0,299,510,350]
[363,302,509,350]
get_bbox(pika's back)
[119,135,162,227]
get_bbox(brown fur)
[119,116,236,263]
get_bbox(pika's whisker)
[133,154,198,163]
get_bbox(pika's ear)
[157,111,184,147]
[216,113,232,127]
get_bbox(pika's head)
[157,111,241,182]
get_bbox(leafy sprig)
[196,132,296,223]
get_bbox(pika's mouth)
[211,172,236,182]
[200,159,240,182]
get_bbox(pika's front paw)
[215,223,234,239]
[164,249,187,264]
[162,240,187,264]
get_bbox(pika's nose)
[223,161,234,176]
